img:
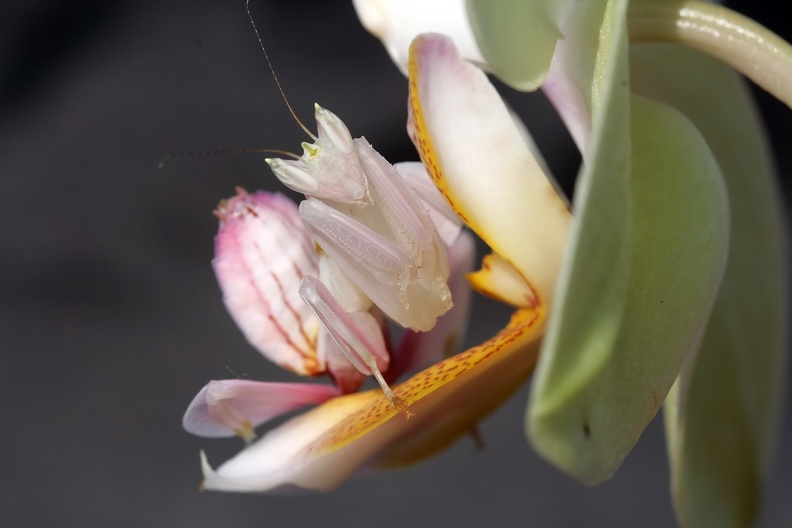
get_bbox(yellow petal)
[202,307,544,493]
[467,253,537,308]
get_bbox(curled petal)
[213,190,321,375]
[467,253,536,308]
[541,0,626,152]
[201,307,544,493]
[543,44,592,152]
[183,380,339,440]
[408,33,571,307]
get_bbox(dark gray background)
[1,1,789,527]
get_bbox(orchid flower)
[183,1,788,526]
[184,113,485,487]
[185,24,574,493]
[355,0,789,526]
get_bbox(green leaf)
[465,0,569,91]
[528,0,633,429]
[530,93,729,484]
[631,44,788,528]
[526,0,634,483]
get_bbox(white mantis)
[266,103,459,411]
[197,1,468,425]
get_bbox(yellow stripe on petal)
[311,307,543,461]
[408,50,467,224]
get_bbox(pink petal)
[183,379,339,439]
[213,189,322,375]
[542,12,593,152]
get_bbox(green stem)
[628,1,792,109]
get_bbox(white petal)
[353,0,485,74]
[201,391,381,493]
[408,34,571,307]
[183,380,339,439]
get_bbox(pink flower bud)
[212,188,322,375]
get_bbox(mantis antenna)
[157,148,298,170]
[246,0,318,141]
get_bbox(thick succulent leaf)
[201,308,544,493]
[466,0,575,91]
[526,0,634,481]
[631,44,788,528]
[530,93,730,483]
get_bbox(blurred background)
[1,1,789,526]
